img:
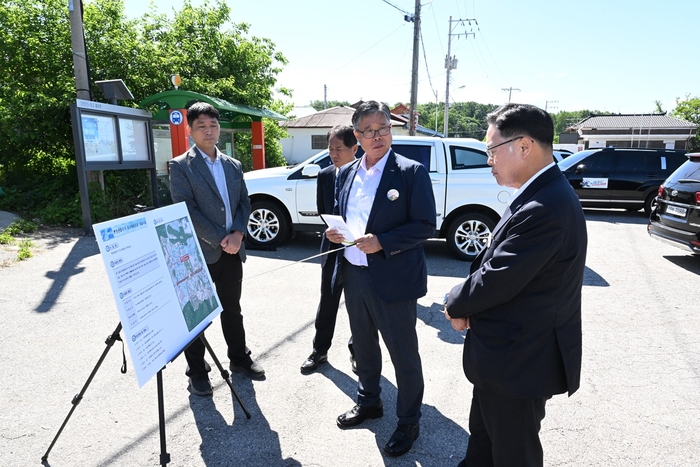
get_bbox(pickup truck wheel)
[447,212,495,262]
[247,201,290,247]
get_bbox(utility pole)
[502,87,520,103]
[434,91,439,134]
[444,16,475,137]
[545,100,558,112]
[323,84,327,110]
[408,0,421,136]
[69,0,90,100]
[69,0,103,188]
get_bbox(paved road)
[0,209,698,466]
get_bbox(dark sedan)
[648,153,700,255]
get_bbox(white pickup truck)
[243,136,514,261]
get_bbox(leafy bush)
[5,219,38,235]
[0,0,289,225]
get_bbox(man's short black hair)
[486,103,554,150]
[327,125,357,148]
[351,100,391,130]
[186,101,219,127]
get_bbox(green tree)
[671,96,700,151]
[0,0,289,223]
[417,101,497,139]
[309,100,352,111]
[0,0,79,222]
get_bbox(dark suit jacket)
[317,164,337,268]
[447,164,587,399]
[334,150,436,303]
[169,147,251,264]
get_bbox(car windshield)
[557,150,597,171]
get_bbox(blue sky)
[119,0,699,114]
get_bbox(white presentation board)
[93,202,222,387]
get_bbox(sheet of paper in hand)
[320,214,356,245]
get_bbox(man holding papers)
[326,101,436,457]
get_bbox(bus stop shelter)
[139,90,287,171]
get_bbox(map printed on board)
[155,217,218,331]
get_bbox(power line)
[471,21,511,87]
[420,28,436,97]
[381,0,414,20]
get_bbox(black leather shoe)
[336,400,383,428]
[384,423,419,457]
[230,360,265,380]
[350,354,358,375]
[188,377,213,396]
[300,352,328,373]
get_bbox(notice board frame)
[71,99,159,234]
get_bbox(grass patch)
[0,232,14,244]
[17,239,33,261]
[1,219,38,262]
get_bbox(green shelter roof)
[139,90,287,122]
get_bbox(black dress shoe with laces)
[230,360,265,380]
[384,423,419,457]
[300,352,328,373]
[336,400,383,428]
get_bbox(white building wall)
[280,128,330,164]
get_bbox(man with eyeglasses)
[326,100,436,457]
[444,103,587,466]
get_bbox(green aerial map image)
[156,217,219,331]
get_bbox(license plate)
[666,205,687,217]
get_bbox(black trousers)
[184,251,248,380]
[342,259,423,425]
[458,387,548,467]
[311,251,353,356]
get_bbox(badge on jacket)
[387,189,399,201]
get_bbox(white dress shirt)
[344,150,391,266]
[198,146,233,232]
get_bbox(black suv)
[648,154,700,255]
[558,148,688,214]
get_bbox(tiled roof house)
[565,113,697,150]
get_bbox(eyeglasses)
[357,126,391,139]
[485,136,524,158]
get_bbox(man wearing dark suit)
[444,103,587,466]
[326,101,436,457]
[169,102,265,397]
[300,125,358,373]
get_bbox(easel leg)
[41,322,123,464]
[157,370,170,466]
[200,336,251,419]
